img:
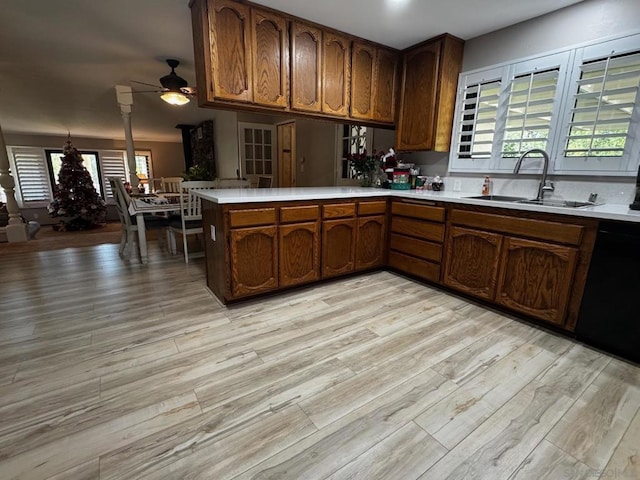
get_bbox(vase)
[359,172,372,187]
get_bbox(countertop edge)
[194,187,640,223]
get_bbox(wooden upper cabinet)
[208,0,253,103]
[350,42,376,120]
[396,34,464,151]
[251,8,289,108]
[291,21,322,112]
[373,47,399,123]
[322,32,351,117]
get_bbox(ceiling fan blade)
[131,80,163,89]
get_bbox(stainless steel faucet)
[513,148,555,201]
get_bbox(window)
[8,147,133,208]
[450,32,640,176]
[337,124,372,184]
[238,123,275,178]
[46,150,103,197]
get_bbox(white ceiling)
[0,0,583,143]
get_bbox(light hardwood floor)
[0,241,638,479]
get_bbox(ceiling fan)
[131,59,197,106]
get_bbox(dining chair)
[160,176,184,194]
[169,180,216,263]
[107,177,172,261]
[257,175,273,188]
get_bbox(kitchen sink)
[465,195,528,202]
[465,195,599,208]
[517,199,599,208]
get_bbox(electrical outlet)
[210,225,216,241]
[453,180,462,192]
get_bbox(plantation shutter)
[501,69,559,157]
[457,80,501,159]
[564,51,640,158]
[100,150,127,203]
[10,147,51,206]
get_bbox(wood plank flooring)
[0,241,639,479]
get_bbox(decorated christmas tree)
[48,137,106,231]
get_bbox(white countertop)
[195,186,640,223]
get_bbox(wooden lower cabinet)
[443,226,502,301]
[322,218,356,278]
[356,215,385,270]
[279,221,320,287]
[496,237,578,325]
[230,225,278,297]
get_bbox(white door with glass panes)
[238,123,276,184]
[335,124,373,186]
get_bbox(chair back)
[179,181,217,221]
[257,175,273,188]
[107,177,134,229]
[215,178,251,189]
[161,176,184,193]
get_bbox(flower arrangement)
[348,150,383,186]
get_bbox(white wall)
[463,0,640,71]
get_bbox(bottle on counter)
[482,176,491,196]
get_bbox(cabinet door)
[251,8,288,108]
[396,40,440,150]
[350,42,375,120]
[322,32,351,116]
[291,21,322,112]
[356,215,386,270]
[322,218,356,278]
[373,47,399,123]
[443,226,502,301]
[279,221,320,287]
[496,237,578,325]
[230,225,278,297]
[210,0,253,103]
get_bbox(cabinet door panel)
[356,215,386,270]
[280,222,320,287]
[322,32,351,116]
[443,226,502,300]
[351,43,375,119]
[497,237,578,325]
[291,22,322,112]
[396,41,439,150]
[211,0,253,102]
[230,226,278,297]
[251,9,288,108]
[322,218,356,278]
[373,48,398,123]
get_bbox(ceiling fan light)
[160,91,190,106]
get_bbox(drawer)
[450,210,584,246]
[390,233,442,263]
[323,203,356,219]
[280,205,320,223]
[229,208,276,228]
[388,251,441,283]
[392,202,445,222]
[391,217,444,243]
[358,200,387,216]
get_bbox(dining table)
[127,193,181,263]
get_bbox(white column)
[115,85,139,187]
[0,123,28,242]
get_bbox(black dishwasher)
[575,220,640,364]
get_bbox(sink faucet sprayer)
[513,148,555,202]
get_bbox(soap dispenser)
[482,176,491,196]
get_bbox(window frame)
[449,31,640,177]
[335,124,373,185]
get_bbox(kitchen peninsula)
[197,187,640,333]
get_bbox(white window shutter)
[100,150,127,203]
[9,147,51,207]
